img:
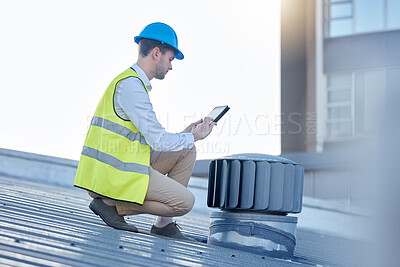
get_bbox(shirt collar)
[131,63,152,91]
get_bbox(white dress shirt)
[114,64,194,151]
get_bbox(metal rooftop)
[0,174,365,267]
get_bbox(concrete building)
[280,0,400,203]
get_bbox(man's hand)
[181,119,203,133]
[191,117,216,142]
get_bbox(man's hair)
[138,38,178,57]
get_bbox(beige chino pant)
[89,146,196,217]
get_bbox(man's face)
[154,50,174,80]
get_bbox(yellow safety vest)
[74,67,150,205]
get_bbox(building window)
[325,0,400,38]
[326,73,353,138]
[354,70,386,135]
[326,69,385,139]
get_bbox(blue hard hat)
[134,22,184,60]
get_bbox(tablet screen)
[207,105,230,123]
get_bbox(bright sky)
[0,0,281,160]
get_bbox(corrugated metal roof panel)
[0,176,315,267]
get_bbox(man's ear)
[151,47,161,60]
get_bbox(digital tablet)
[207,105,230,125]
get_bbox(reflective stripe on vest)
[82,146,149,175]
[91,116,148,145]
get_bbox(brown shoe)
[89,198,138,233]
[150,222,196,242]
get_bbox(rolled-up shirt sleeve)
[115,77,194,152]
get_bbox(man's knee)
[189,145,196,159]
[183,145,197,166]
[174,190,195,216]
[185,190,195,213]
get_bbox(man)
[74,22,215,241]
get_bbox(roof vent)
[207,153,304,258]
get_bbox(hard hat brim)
[134,36,184,60]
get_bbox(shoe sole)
[89,203,138,233]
